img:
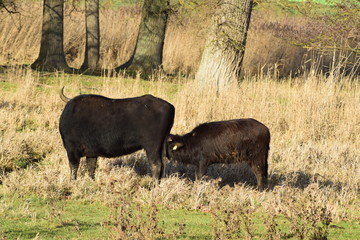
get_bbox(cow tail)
[161,103,175,177]
[163,103,175,160]
[264,151,269,179]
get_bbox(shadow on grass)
[268,170,346,191]
[111,152,347,192]
[111,153,258,188]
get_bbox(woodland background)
[0,0,358,78]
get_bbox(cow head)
[165,134,184,160]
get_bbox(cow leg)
[195,162,208,181]
[145,148,163,181]
[85,157,98,179]
[67,150,81,181]
[249,155,268,191]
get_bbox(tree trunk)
[81,0,100,71]
[31,0,70,71]
[116,0,169,77]
[195,0,253,92]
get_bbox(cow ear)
[172,142,184,151]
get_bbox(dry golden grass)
[0,66,359,229]
[0,2,359,238]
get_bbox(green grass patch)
[328,220,360,239]
[100,0,142,9]
[0,194,112,239]
[1,192,359,239]
[288,0,359,5]
[159,208,212,239]
[257,0,359,16]
[0,71,183,101]
[0,81,17,92]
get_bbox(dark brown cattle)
[166,118,270,190]
[59,88,175,181]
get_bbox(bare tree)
[116,0,169,77]
[81,0,100,71]
[31,0,70,71]
[195,0,253,92]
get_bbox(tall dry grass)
[0,66,359,230]
[0,1,359,238]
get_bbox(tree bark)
[81,0,100,71]
[195,0,253,92]
[116,0,169,77]
[31,0,70,71]
[0,0,18,14]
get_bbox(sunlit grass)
[0,66,359,238]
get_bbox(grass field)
[0,66,359,239]
[2,191,359,239]
[0,0,359,239]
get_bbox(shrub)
[279,185,332,240]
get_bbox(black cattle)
[59,87,175,181]
[166,118,270,190]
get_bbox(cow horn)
[60,86,71,103]
[172,142,184,150]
